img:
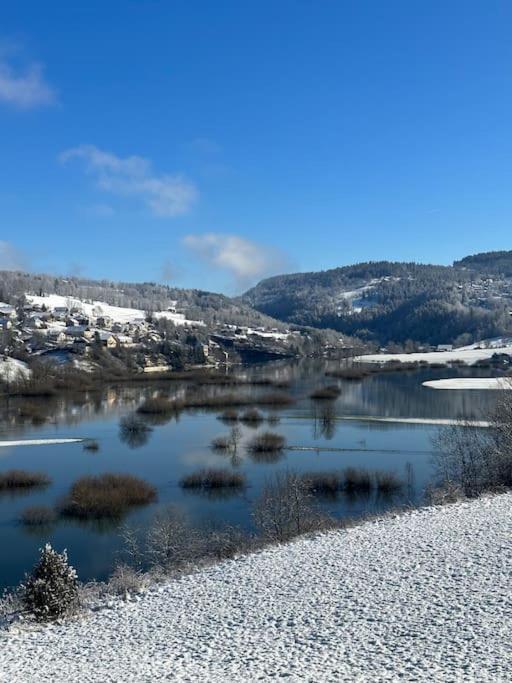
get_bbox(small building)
[437,344,453,352]
[0,303,16,318]
[115,334,134,347]
[96,316,113,329]
[96,331,118,348]
[26,317,45,329]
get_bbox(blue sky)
[1,1,511,293]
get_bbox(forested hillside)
[242,253,512,346]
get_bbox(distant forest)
[242,253,512,346]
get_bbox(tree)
[21,544,78,621]
[252,472,326,542]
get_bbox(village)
[0,293,312,374]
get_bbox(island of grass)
[0,470,51,491]
[247,432,286,454]
[180,468,246,490]
[59,473,157,519]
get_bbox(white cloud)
[0,241,27,271]
[183,233,287,289]
[0,57,55,108]
[60,145,198,217]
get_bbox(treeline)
[454,250,512,277]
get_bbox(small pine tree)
[21,544,78,622]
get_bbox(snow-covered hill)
[25,294,203,327]
[2,494,512,682]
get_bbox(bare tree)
[146,506,202,569]
[252,471,329,543]
[433,382,512,496]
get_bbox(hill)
[242,253,512,346]
[0,270,350,376]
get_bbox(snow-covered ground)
[357,345,512,366]
[423,377,512,390]
[25,294,202,327]
[2,494,512,682]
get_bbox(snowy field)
[25,294,202,327]
[423,377,512,390]
[2,494,512,682]
[357,345,512,366]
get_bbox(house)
[76,315,91,326]
[64,326,93,339]
[115,334,134,347]
[72,338,91,354]
[54,306,69,317]
[96,331,118,348]
[26,317,45,329]
[48,330,68,345]
[437,344,453,352]
[96,316,113,329]
[0,303,16,318]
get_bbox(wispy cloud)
[60,145,198,217]
[0,241,28,271]
[0,47,55,108]
[183,233,287,289]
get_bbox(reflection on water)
[0,360,501,590]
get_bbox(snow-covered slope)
[2,494,512,682]
[25,294,202,327]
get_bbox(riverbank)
[2,493,511,682]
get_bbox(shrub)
[326,367,371,380]
[301,471,342,495]
[247,432,286,453]
[0,470,51,491]
[309,385,341,400]
[20,506,57,526]
[180,468,246,489]
[343,468,372,493]
[375,471,403,493]
[119,414,152,448]
[183,391,294,409]
[425,482,466,505]
[136,397,183,415]
[106,564,145,598]
[211,436,232,451]
[253,472,332,543]
[256,392,294,406]
[83,439,99,452]
[18,403,47,425]
[217,409,239,423]
[21,544,78,622]
[60,473,157,519]
[240,408,264,425]
[146,506,203,569]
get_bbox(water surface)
[0,360,501,590]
